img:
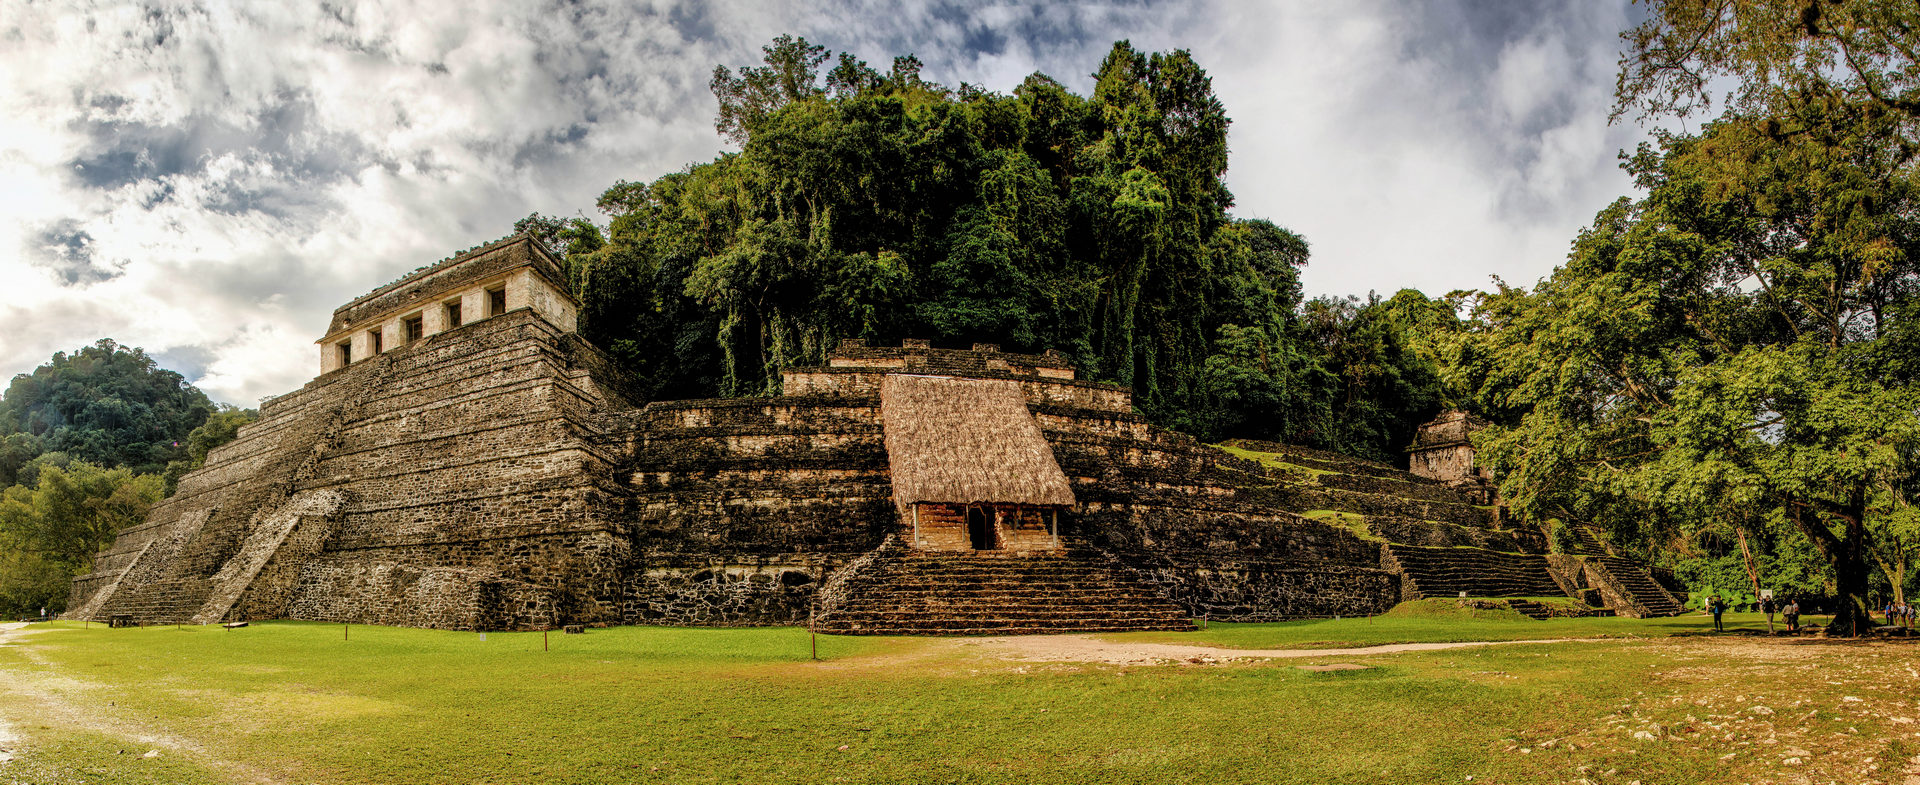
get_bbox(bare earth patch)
[1495,637,1920,785]
[0,622,286,784]
[964,633,1595,665]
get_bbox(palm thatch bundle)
[880,374,1076,508]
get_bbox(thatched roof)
[881,374,1076,508]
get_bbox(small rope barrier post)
[343,622,349,641]
[544,628,549,652]
[809,597,819,661]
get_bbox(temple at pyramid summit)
[66,234,1684,633]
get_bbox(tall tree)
[1619,0,1920,121]
[0,462,162,614]
[1462,99,1920,635]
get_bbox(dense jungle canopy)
[518,38,1449,463]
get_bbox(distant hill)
[0,339,215,485]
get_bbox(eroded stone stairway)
[813,542,1195,635]
[1593,556,1686,616]
[1382,544,1564,598]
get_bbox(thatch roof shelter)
[880,374,1076,508]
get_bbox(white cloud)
[0,0,1661,405]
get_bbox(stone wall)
[607,394,894,626]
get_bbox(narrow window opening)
[370,329,384,354]
[402,313,424,343]
[336,341,352,366]
[487,286,507,317]
[444,299,462,328]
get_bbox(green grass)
[1214,443,1334,478]
[1299,509,1374,540]
[0,614,1870,785]
[1123,610,1828,651]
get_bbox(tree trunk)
[1793,493,1877,636]
[1736,527,1763,602]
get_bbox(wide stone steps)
[1503,599,1553,619]
[1386,545,1566,598]
[814,546,1194,636]
[95,577,214,624]
[1595,556,1685,615]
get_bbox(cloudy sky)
[0,0,1662,406]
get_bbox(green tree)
[1461,100,1920,635]
[0,461,162,614]
[0,339,215,478]
[1619,0,1920,120]
[550,37,1448,463]
[161,405,259,495]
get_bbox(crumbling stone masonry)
[67,234,1683,633]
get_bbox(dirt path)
[966,634,1599,665]
[0,622,288,784]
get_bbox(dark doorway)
[966,506,995,550]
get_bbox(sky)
[0,0,1663,406]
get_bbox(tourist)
[1709,596,1725,632]
[1785,599,1800,632]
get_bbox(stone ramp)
[814,545,1195,635]
[190,490,344,625]
[1384,544,1565,599]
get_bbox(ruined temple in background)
[1408,410,1495,505]
[67,234,1685,633]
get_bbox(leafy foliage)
[551,38,1446,458]
[1619,0,1920,121]
[0,462,161,614]
[0,340,217,613]
[1454,97,1920,634]
[0,339,215,482]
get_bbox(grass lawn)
[0,614,1911,785]
[1131,607,1830,650]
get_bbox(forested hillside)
[521,38,1452,463]
[0,340,253,615]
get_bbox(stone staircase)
[1566,524,1610,556]
[1383,544,1564,598]
[1592,556,1685,616]
[100,577,215,625]
[812,543,1195,635]
[1503,598,1612,620]
[1503,598,1553,619]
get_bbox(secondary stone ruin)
[65,234,1685,633]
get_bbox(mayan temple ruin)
[65,234,1685,633]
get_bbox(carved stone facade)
[67,235,1683,632]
